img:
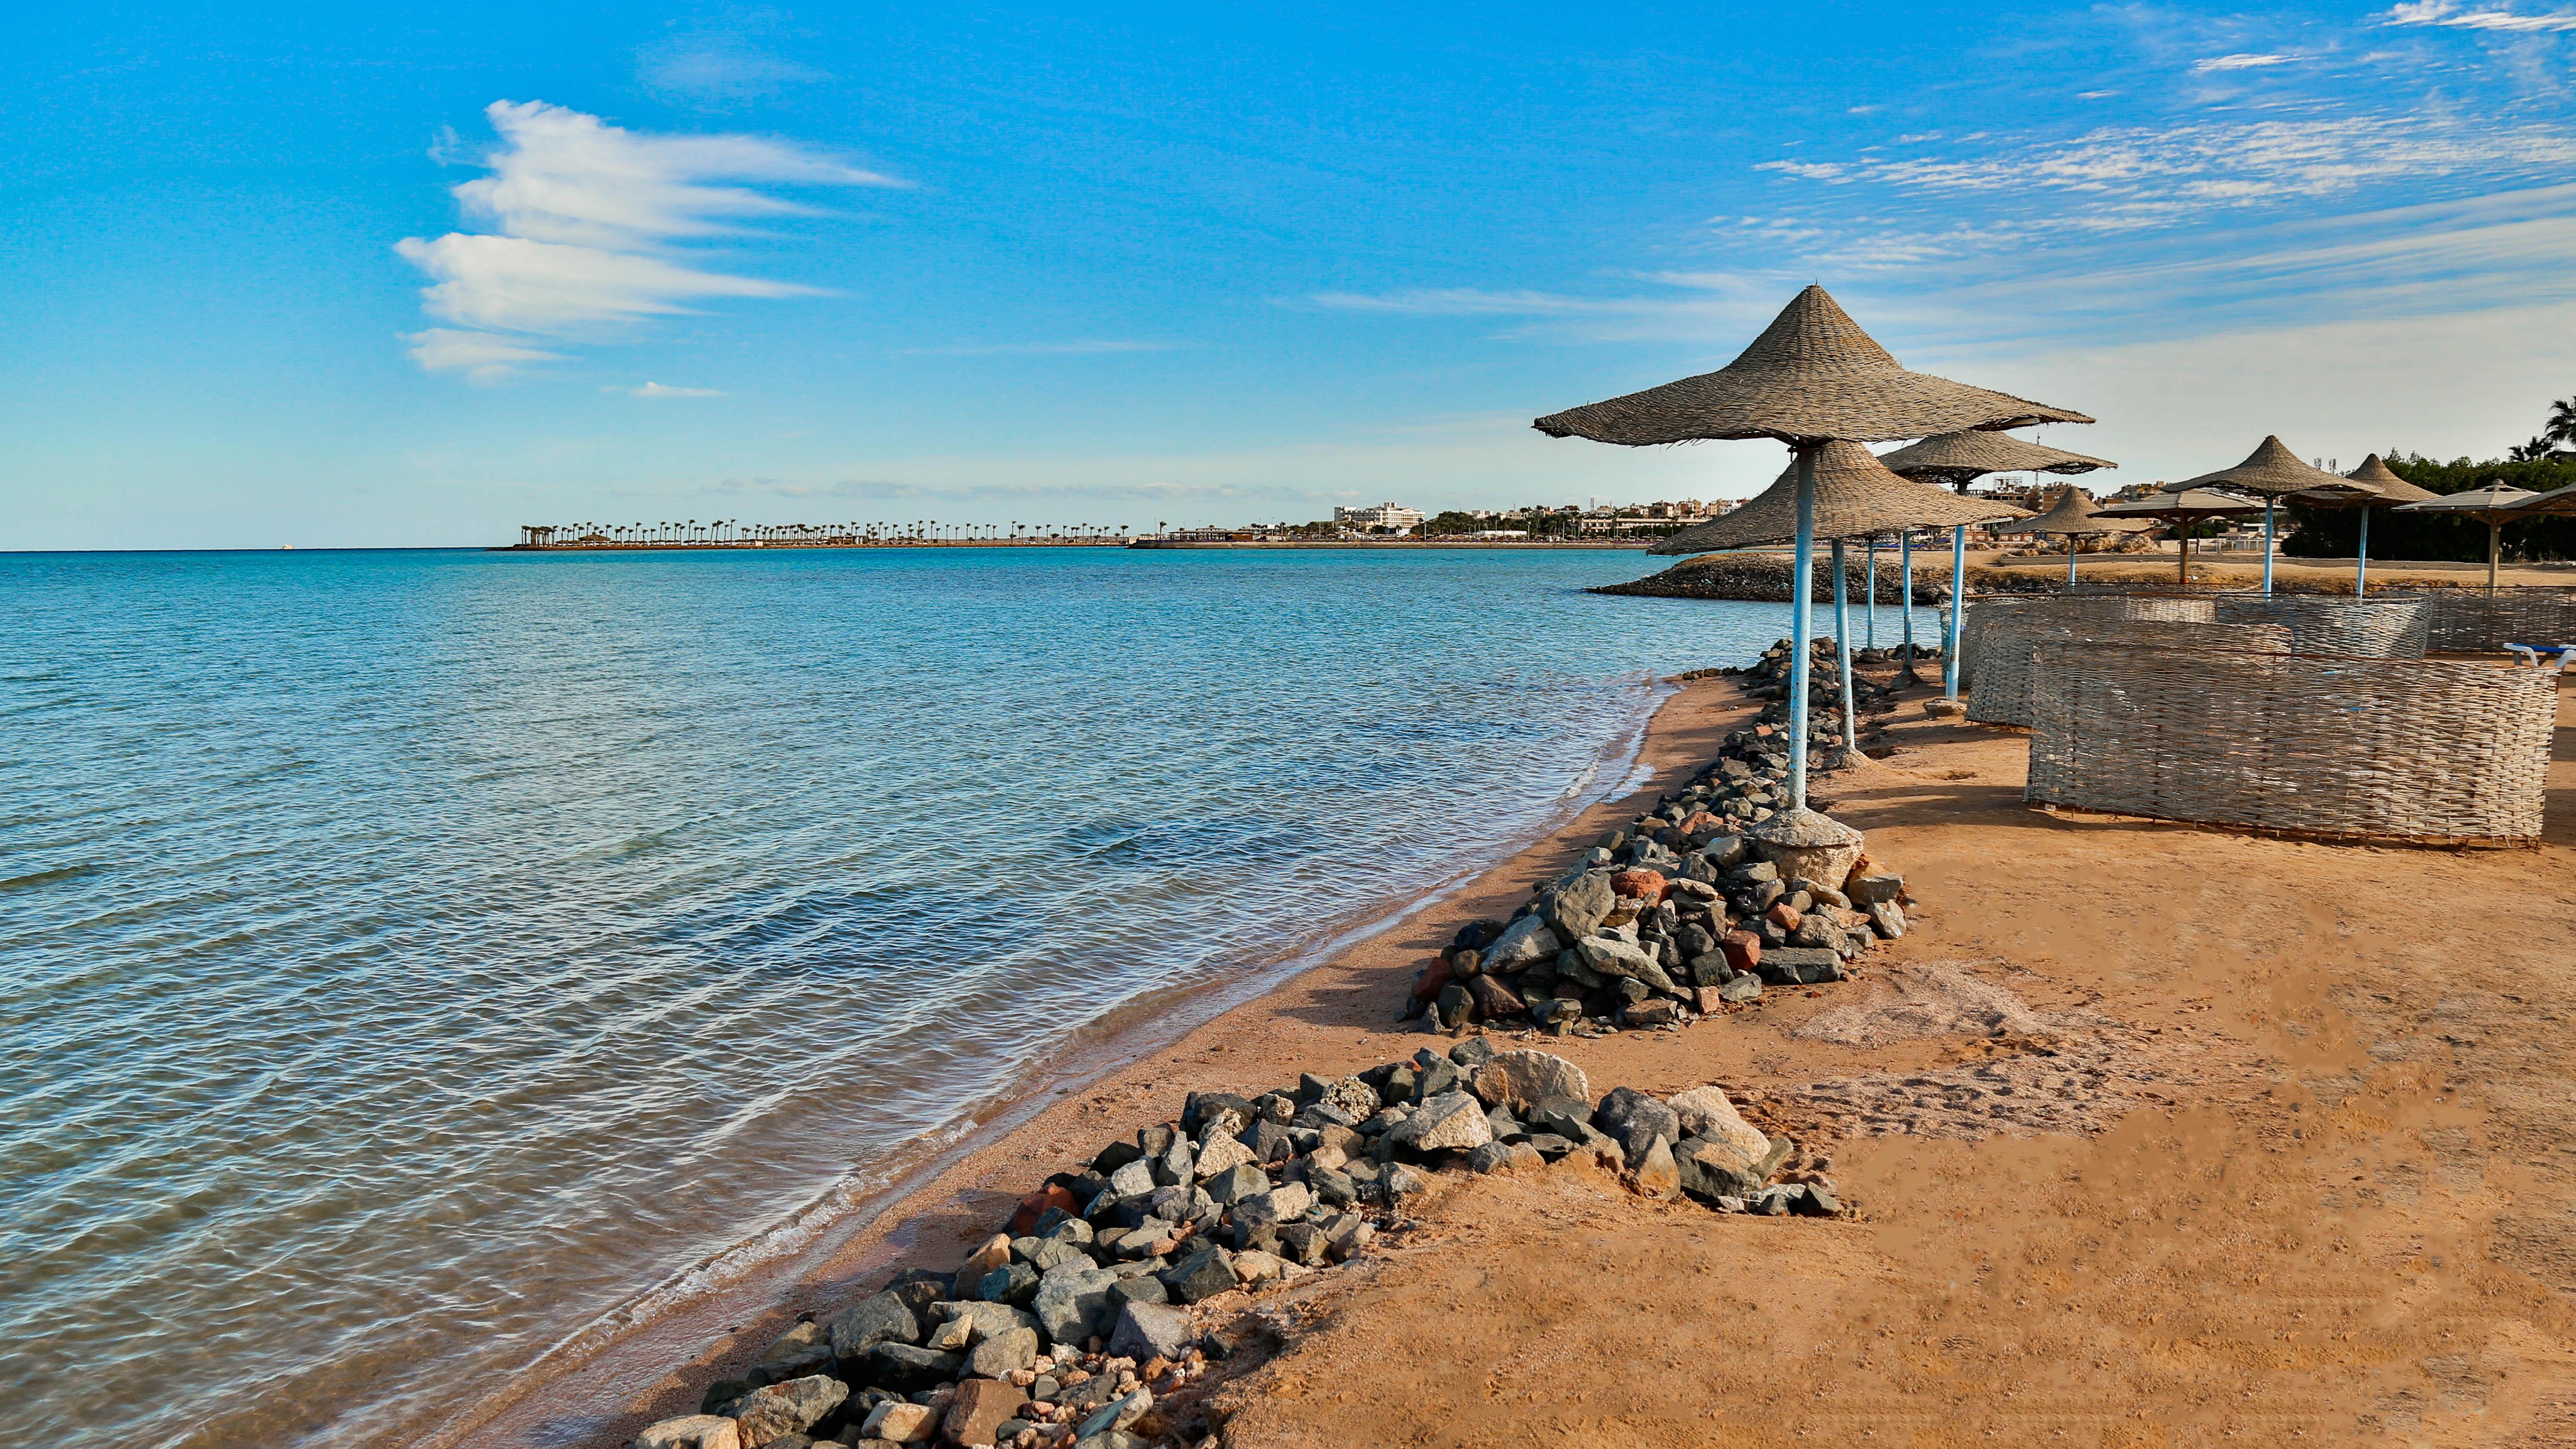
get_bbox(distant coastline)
[491,537,1657,552]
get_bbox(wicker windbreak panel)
[1966,619,2292,727]
[1955,595,2218,688]
[2208,597,2431,658]
[2385,591,2576,652]
[2025,646,2555,842]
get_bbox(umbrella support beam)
[1866,536,1878,649]
[1787,445,1818,813]
[1897,530,1917,683]
[2356,507,2369,598]
[1944,524,1966,699]
[2066,538,2080,588]
[2489,521,2501,597]
[1830,538,1861,769]
[2262,498,2276,596]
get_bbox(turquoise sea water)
[0,546,1939,1446]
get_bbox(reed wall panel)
[1966,619,2290,727]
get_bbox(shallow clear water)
[0,546,1939,1445]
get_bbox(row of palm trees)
[534,520,1137,548]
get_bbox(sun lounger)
[2502,643,2576,672]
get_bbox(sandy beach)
[458,655,2576,1448]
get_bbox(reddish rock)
[1765,902,1802,932]
[1466,972,1526,1017]
[1411,955,1455,1004]
[1678,809,1717,836]
[1011,1183,1077,1236]
[1720,930,1762,974]
[1619,998,1679,1029]
[957,1233,1011,1284]
[1610,869,1668,903]
[1693,985,1729,1014]
[942,1379,1029,1447]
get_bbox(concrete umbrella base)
[1746,807,1865,893]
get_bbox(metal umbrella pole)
[1865,535,1879,648]
[1832,536,1860,758]
[1786,444,1818,813]
[2066,534,2080,587]
[2356,506,2369,598]
[1944,524,1966,699]
[2262,497,2277,596]
[1898,529,1916,679]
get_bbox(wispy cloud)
[639,23,830,109]
[617,381,728,397]
[402,328,571,386]
[894,340,1185,356]
[2384,0,2576,31]
[394,100,900,380]
[2192,52,2296,70]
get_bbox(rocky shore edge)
[627,647,1912,1449]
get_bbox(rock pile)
[1407,648,1917,1037]
[635,1051,1830,1449]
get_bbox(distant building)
[1334,502,1425,534]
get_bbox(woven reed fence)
[2025,645,2555,842]
[2209,597,2430,658]
[1967,619,2292,727]
[1954,595,2216,687]
[2383,590,2576,652]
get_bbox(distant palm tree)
[2545,396,2576,449]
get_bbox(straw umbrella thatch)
[1648,441,2034,767]
[2161,436,2351,596]
[1537,285,2090,839]
[2287,454,2439,597]
[2095,488,2262,588]
[2394,482,2540,595]
[1880,432,2118,695]
[2017,484,2155,587]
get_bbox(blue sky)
[8,1,2576,549]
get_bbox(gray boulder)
[1032,1266,1120,1346]
[1480,914,1562,973]
[968,1326,1040,1379]
[1105,1301,1197,1362]
[827,1292,919,1366]
[1573,935,1680,995]
[1158,1245,1236,1304]
[1541,871,1617,939]
[1203,1162,1270,1205]
[1105,1159,1156,1199]
[753,1320,833,1381]
[1593,1086,1680,1148]
[1756,947,1843,985]
[1390,1091,1493,1151]
[864,1342,963,1392]
[635,1416,737,1449]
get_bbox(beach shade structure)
[2019,484,2156,587]
[2095,488,2263,588]
[2161,436,2353,596]
[1646,441,2036,769]
[2394,481,2541,596]
[1880,431,2118,697]
[1539,284,2088,838]
[2288,454,2438,597]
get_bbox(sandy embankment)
[481,662,2576,1448]
[1212,670,2576,1447]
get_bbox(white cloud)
[2384,0,2576,30]
[402,328,571,385]
[2193,52,2296,70]
[620,382,728,397]
[395,100,899,380]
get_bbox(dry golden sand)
[485,669,2576,1448]
[1208,672,2576,1448]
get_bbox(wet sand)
[438,675,1751,1449]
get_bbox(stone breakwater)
[632,1046,1832,1449]
[626,657,1900,1449]
[1408,638,1917,1039]
[1591,551,2059,603]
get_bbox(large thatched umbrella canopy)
[1650,439,2032,552]
[2288,453,2440,597]
[2395,482,2540,595]
[1533,286,2093,446]
[2162,436,2353,594]
[1877,431,2117,491]
[2021,485,2152,536]
[1535,285,2089,824]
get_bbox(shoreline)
[420,672,1737,1449]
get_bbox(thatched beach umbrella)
[2020,484,2155,587]
[2095,488,2261,587]
[1539,285,2089,833]
[2287,454,2437,597]
[2394,481,2540,596]
[2161,436,2351,596]
[1879,431,2118,696]
[1648,441,2034,768]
